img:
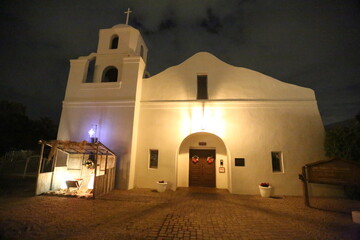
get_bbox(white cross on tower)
[124,8,132,25]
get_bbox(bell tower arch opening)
[110,35,119,49]
[102,66,118,82]
[177,132,230,190]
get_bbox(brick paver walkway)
[0,187,359,239]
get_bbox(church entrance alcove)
[189,149,216,187]
[177,132,230,190]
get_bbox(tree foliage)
[0,101,58,156]
[324,114,360,162]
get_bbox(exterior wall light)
[88,125,98,143]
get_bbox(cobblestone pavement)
[0,187,359,239]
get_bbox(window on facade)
[271,152,283,172]
[110,35,119,49]
[197,75,208,99]
[149,149,158,169]
[102,67,118,82]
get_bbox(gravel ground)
[0,180,359,240]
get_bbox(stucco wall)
[134,100,325,195]
[142,52,315,101]
[57,102,136,189]
[222,102,325,196]
[134,107,230,191]
[65,56,145,101]
[133,52,326,196]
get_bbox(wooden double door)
[189,149,216,187]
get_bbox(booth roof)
[39,140,116,156]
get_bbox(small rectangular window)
[271,152,283,172]
[235,158,245,167]
[149,149,158,169]
[197,75,208,99]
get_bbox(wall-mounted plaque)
[235,158,245,167]
[219,167,225,173]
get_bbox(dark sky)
[1,0,359,125]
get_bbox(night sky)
[1,0,359,125]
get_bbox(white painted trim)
[80,82,122,89]
[140,100,316,110]
[142,98,315,103]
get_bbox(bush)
[324,117,360,162]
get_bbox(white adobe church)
[57,17,329,196]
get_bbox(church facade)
[58,23,328,196]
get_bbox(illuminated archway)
[176,132,231,190]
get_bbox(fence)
[0,150,39,178]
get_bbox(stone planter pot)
[259,186,272,198]
[156,181,167,193]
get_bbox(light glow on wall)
[185,103,225,137]
[205,107,225,138]
[88,128,95,138]
[191,105,203,133]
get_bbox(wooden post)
[93,144,99,199]
[40,146,46,173]
[49,147,58,191]
[104,152,109,193]
[23,157,30,178]
[35,142,45,195]
[104,151,108,172]
[302,166,310,207]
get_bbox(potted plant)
[156,180,167,193]
[259,182,272,197]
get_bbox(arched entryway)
[177,132,230,190]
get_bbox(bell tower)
[57,14,148,189]
[63,23,148,101]
[90,24,148,84]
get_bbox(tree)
[324,113,360,199]
[324,114,360,162]
[0,101,58,156]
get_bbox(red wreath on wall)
[191,155,199,163]
[207,156,214,164]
